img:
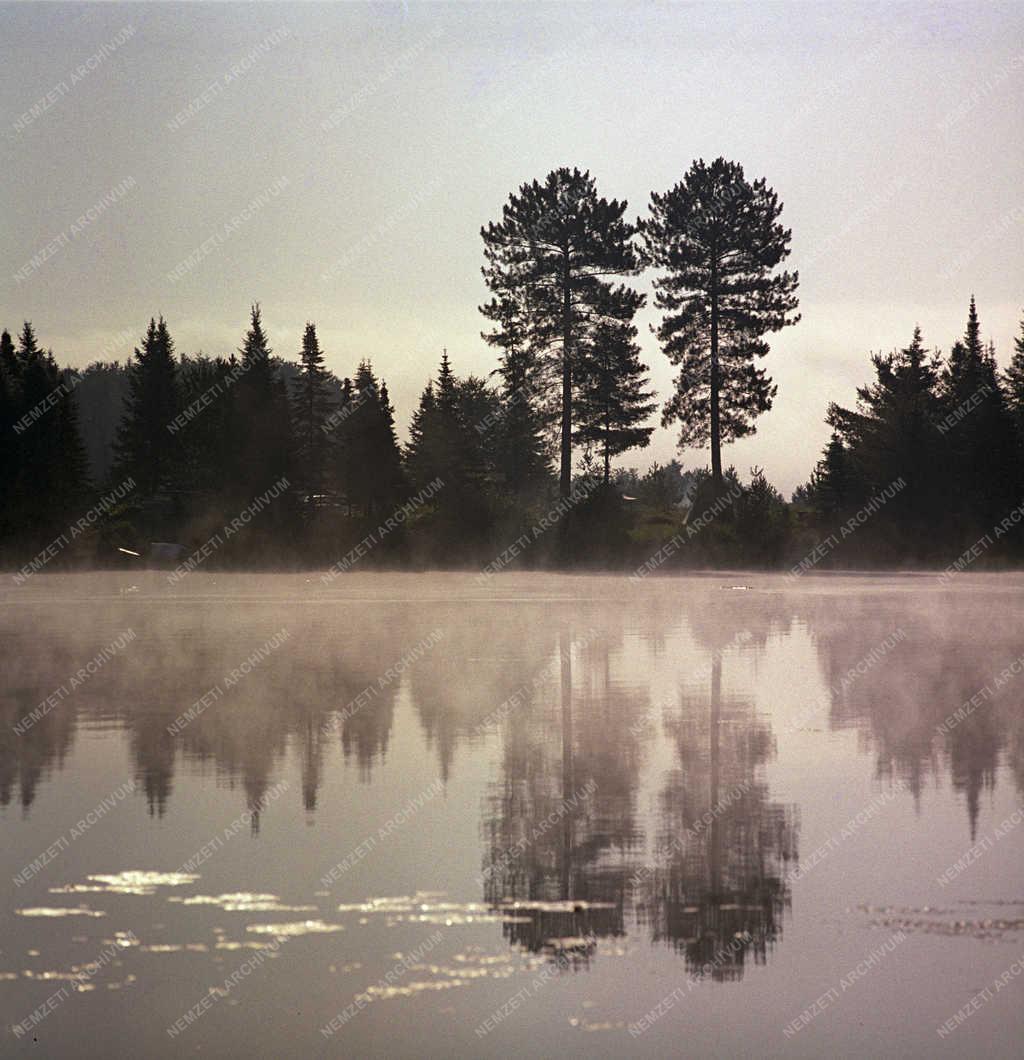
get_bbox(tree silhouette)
[114,317,180,497]
[290,322,333,502]
[337,360,404,519]
[642,158,799,487]
[940,297,1019,537]
[827,326,946,556]
[481,167,644,497]
[574,319,656,484]
[1004,312,1024,445]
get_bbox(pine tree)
[574,320,656,484]
[114,317,180,496]
[481,167,644,497]
[290,322,333,501]
[642,158,799,487]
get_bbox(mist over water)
[1,571,1022,1057]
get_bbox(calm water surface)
[2,572,1022,1058]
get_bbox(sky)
[2,1,1022,495]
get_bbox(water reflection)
[636,645,797,978]
[481,629,646,961]
[794,592,1024,838]
[2,576,1022,982]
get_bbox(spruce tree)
[1003,312,1024,443]
[481,167,644,497]
[114,317,180,496]
[940,298,1017,535]
[641,158,799,487]
[574,320,656,484]
[0,330,20,536]
[484,293,551,498]
[405,381,442,490]
[1,325,89,547]
[0,328,17,381]
[337,361,404,517]
[177,353,237,495]
[290,322,333,501]
[405,351,481,498]
[806,434,859,518]
[233,304,292,499]
[828,326,946,553]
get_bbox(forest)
[3,159,1024,576]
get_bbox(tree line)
[2,157,1022,573]
[796,297,1024,565]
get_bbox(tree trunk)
[560,252,572,499]
[709,254,722,489]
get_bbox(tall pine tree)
[481,168,644,497]
[642,158,799,486]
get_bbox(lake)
[2,571,1022,1057]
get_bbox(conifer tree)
[233,304,292,498]
[337,361,404,517]
[177,353,237,495]
[1003,312,1024,443]
[574,320,656,484]
[114,317,180,496]
[481,167,644,497]
[940,298,1017,534]
[642,158,799,487]
[4,324,89,543]
[828,326,945,549]
[290,322,333,500]
[0,328,17,381]
[405,351,483,502]
[0,330,20,528]
[805,434,859,517]
[405,380,442,490]
[484,293,551,498]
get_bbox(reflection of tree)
[481,628,648,960]
[636,646,797,980]
[410,605,558,782]
[0,689,76,812]
[0,600,418,820]
[796,596,1019,838]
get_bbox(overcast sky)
[2,1,1022,494]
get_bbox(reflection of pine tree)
[480,629,648,959]
[638,648,797,979]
